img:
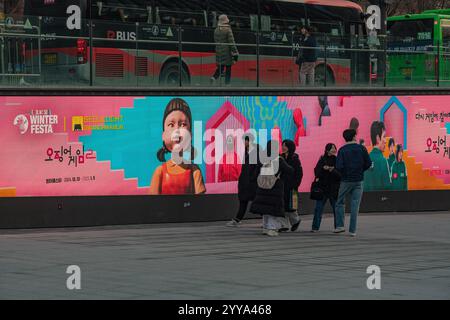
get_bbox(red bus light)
[77,39,88,64]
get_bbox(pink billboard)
[1,95,450,197]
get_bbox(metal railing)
[1,16,449,89]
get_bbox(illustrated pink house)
[205,101,250,183]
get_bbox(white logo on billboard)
[14,115,29,134]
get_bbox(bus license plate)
[43,53,57,65]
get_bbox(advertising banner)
[1,95,450,197]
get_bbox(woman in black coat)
[280,139,303,232]
[226,134,260,227]
[250,140,294,237]
[311,143,341,232]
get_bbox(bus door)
[258,29,292,86]
[350,22,369,85]
[0,15,41,85]
[180,24,214,86]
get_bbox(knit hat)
[218,14,230,26]
[163,98,192,129]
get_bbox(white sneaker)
[311,229,319,233]
[333,227,345,233]
[349,232,357,237]
[262,228,268,235]
[267,230,279,237]
[226,219,240,227]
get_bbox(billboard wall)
[1,95,450,197]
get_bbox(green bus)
[387,9,450,86]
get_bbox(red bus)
[8,0,367,86]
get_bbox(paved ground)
[1,212,450,300]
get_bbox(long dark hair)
[324,143,336,157]
[282,139,296,159]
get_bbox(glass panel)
[137,21,180,87]
[180,25,257,88]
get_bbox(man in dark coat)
[226,134,260,227]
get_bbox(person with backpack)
[279,139,303,232]
[311,143,341,232]
[250,140,294,237]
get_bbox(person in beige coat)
[211,14,239,85]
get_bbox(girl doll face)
[162,111,191,153]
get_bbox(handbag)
[310,178,324,200]
[257,159,280,190]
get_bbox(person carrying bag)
[311,143,341,232]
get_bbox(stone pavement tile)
[1,213,450,299]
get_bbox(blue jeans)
[312,196,336,231]
[335,181,364,234]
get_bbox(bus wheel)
[159,62,190,86]
[315,65,335,87]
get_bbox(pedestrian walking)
[226,134,260,227]
[334,129,372,237]
[250,140,294,237]
[211,14,239,86]
[279,139,303,232]
[311,143,341,232]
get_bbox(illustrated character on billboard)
[364,121,392,191]
[149,98,206,195]
[387,137,396,171]
[318,96,331,126]
[349,117,359,135]
[218,135,241,183]
[390,144,407,191]
[293,108,306,147]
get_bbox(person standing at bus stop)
[297,26,317,86]
[211,14,239,86]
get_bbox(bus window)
[260,0,306,32]
[93,1,150,23]
[154,0,206,27]
[387,19,434,51]
[1,0,25,20]
[442,20,450,49]
[24,0,87,19]
[208,0,257,30]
